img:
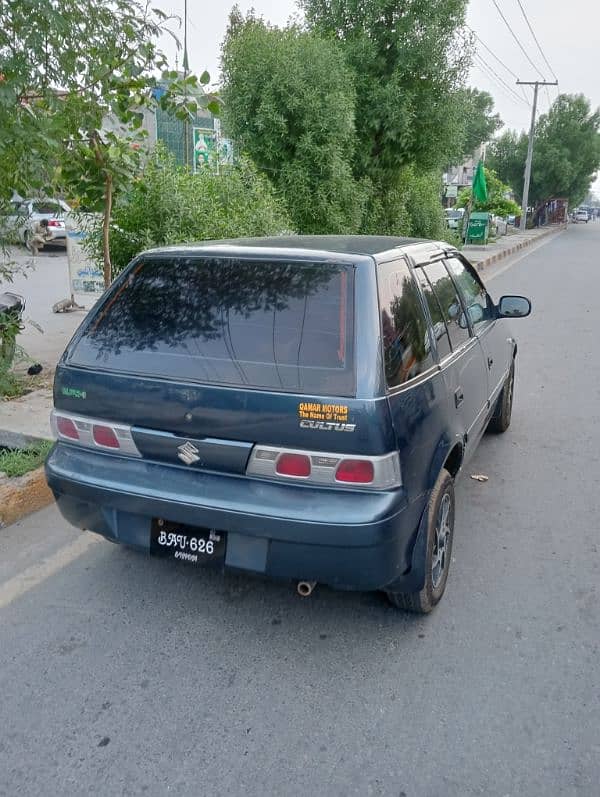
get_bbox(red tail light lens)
[336,459,374,484]
[92,424,120,448]
[276,453,311,478]
[56,416,79,440]
[47,219,62,227]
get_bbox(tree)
[301,0,473,181]
[489,94,600,208]
[0,0,216,286]
[221,12,363,234]
[454,88,502,161]
[87,145,291,276]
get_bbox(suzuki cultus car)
[46,236,531,612]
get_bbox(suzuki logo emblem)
[177,441,201,465]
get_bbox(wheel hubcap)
[432,492,452,589]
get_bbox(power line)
[467,27,520,82]
[473,52,529,108]
[490,0,546,81]
[515,0,559,82]
[467,26,529,102]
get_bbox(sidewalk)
[1,246,98,446]
[2,247,97,370]
[0,225,565,448]
[464,223,564,270]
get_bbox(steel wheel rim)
[432,492,452,589]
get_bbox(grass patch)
[0,440,53,478]
[0,369,26,398]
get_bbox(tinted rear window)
[70,257,355,397]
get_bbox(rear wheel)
[487,362,514,434]
[386,468,455,613]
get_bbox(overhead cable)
[490,0,546,81]
[515,0,559,82]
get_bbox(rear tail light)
[247,445,401,490]
[47,219,63,227]
[335,459,374,484]
[51,410,141,456]
[276,453,311,478]
[56,416,79,440]
[92,424,120,449]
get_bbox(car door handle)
[487,356,494,369]
[454,388,464,408]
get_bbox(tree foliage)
[489,94,600,208]
[454,88,502,162]
[85,145,291,277]
[222,12,364,234]
[0,0,216,286]
[222,3,485,239]
[300,0,473,179]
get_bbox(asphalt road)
[1,224,598,796]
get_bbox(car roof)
[142,234,449,263]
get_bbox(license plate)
[150,519,226,566]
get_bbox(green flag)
[472,160,488,204]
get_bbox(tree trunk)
[102,173,113,288]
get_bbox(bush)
[86,145,292,278]
[360,167,446,240]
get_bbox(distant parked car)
[9,198,73,248]
[574,209,589,223]
[444,208,465,230]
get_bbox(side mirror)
[498,295,531,318]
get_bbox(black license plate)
[150,519,226,566]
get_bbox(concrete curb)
[0,466,54,528]
[472,225,565,273]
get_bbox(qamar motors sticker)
[297,402,356,432]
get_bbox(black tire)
[386,468,455,613]
[487,361,515,434]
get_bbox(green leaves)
[84,145,292,278]
[489,94,600,207]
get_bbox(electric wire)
[490,0,546,81]
[467,25,529,103]
[515,0,558,81]
[472,52,529,108]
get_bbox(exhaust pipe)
[297,580,317,597]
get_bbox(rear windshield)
[70,257,356,397]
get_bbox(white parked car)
[574,209,589,223]
[8,198,73,247]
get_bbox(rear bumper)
[46,444,427,592]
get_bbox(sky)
[155,0,600,194]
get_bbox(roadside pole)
[517,80,558,231]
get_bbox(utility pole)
[517,80,559,231]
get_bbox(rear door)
[416,260,489,451]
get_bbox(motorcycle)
[0,291,25,369]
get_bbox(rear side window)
[421,262,470,352]
[69,257,355,397]
[414,269,452,360]
[377,260,434,388]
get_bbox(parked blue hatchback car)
[45,236,531,612]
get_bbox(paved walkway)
[464,224,563,269]
[2,246,98,370]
